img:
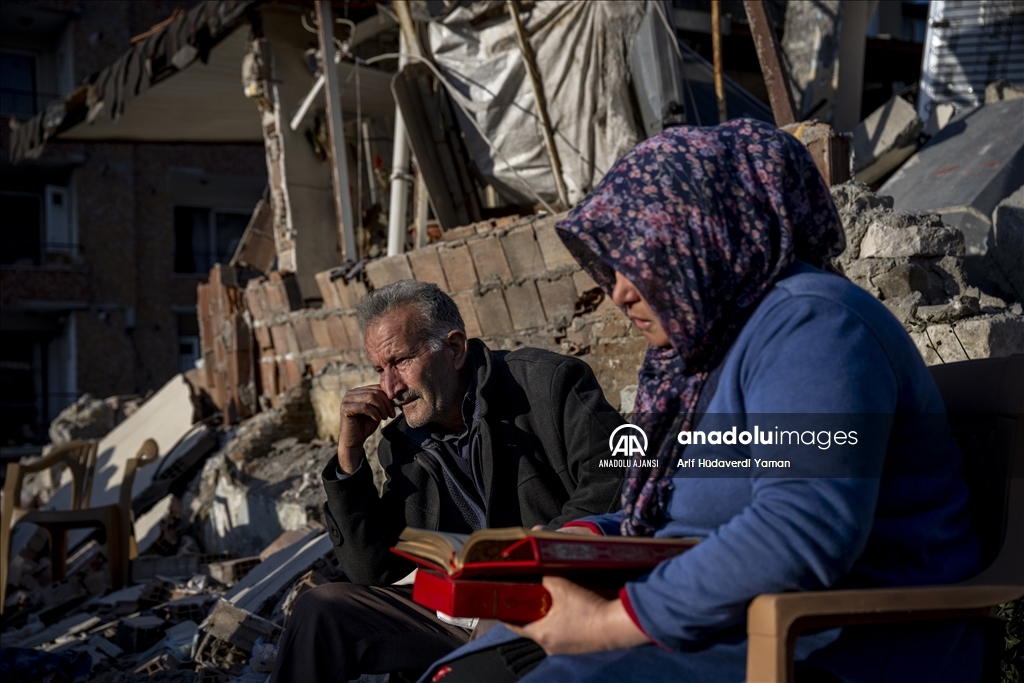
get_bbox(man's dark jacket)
[321,340,624,586]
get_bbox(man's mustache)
[392,390,421,407]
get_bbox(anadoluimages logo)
[608,424,648,458]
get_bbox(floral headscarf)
[556,119,845,536]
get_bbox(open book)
[391,526,699,579]
[392,526,699,623]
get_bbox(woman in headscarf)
[421,120,982,683]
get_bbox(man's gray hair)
[356,279,465,350]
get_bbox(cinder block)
[254,325,273,351]
[315,270,344,310]
[309,318,333,349]
[501,225,546,278]
[474,289,513,336]
[336,278,368,310]
[341,315,362,349]
[450,290,483,338]
[442,225,476,241]
[533,214,576,271]
[504,281,547,330]
[325,314,351,349]
[536,276,578,325]
[407,247,449,289]
[259,358,279,396]
[291,317,316,352]
[269,324,298,355]
[468,235,513,283]
[572,269,601,295]
[439,245,478,291]
[198,284,211,321]
[365,254,414,289]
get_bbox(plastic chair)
[1,438,159,613]
[746,355,1024,682]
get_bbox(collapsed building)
[2,1,1022,681]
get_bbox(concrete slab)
[880,98,1024,256]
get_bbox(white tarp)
[428,1,648,207]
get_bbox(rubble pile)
[830,181,1024,364]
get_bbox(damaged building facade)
[1,1,1022,681]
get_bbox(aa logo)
[608,424,648,458]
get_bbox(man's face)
[364,305,468,429]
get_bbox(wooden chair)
[746,355,1024,682]
[1,438,159,613]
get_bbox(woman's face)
[611,271,671,348]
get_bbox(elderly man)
[271,280,623,683]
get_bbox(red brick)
[442,225,476,241]
[269,324,298,355]
[504,281,547,330]
[309,358,329,376]
[439,245,478,291]
[259,359,279,397]
[474,289,512,336]
[341,315,362,349]
[262,279,287,315]
[336,278,368,310]
[468,236,512,284]
[407,247,448,289]
[197,284,211,321]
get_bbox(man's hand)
[506,576,650,655]
[338,385,395,473]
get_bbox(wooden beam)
[712,0,727,124]
[315,1,357,261]
[743,0,797,127]
[507,0,570,210]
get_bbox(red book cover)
[413,570,554,624]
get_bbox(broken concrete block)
[438,244,478,291]
[858,220,964,259]
[474,289,513,336]
[880,98,1024,257]
[534,214,576,271]
[985,79,1024,104]
[504,281,547,330]
[205,557,262,587]
[989,185,1024,300]
[501,225,547,278]
[48,394,116,446]
[116,615,168,653]
[871,261,947,304]
[407,247,449,289]
[852,94,922,185]
[196,600,281,675]
[468,235,513,284]
[909,313,1024,365]
[226,533,334,615]
[537,276,579,327]
[572,269,601,295]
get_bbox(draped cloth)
[555,119,846,536]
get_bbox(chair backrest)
[928,355,1024,585]
[118,439,160,520]
[3,440,99,512]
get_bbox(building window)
[177,313,201,374]
[174,207,250,274]
[0,52,38,118]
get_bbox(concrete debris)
[988,186,1024,302]
[985,79,1024,104]
[48,392,147,447]
[880,98,1024,267]
[851,94,923,185]
[830,181,1024,365]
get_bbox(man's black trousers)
[270,582,470,683]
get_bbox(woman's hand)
[505,576,650,655]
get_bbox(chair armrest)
[14,441,93,475]
[746,584,1023,683]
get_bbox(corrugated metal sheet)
[918,0,1024,124]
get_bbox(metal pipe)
[506,0,570,210]
[386,4,415,257]
[711,0,727,124]
[315,1,357,261]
